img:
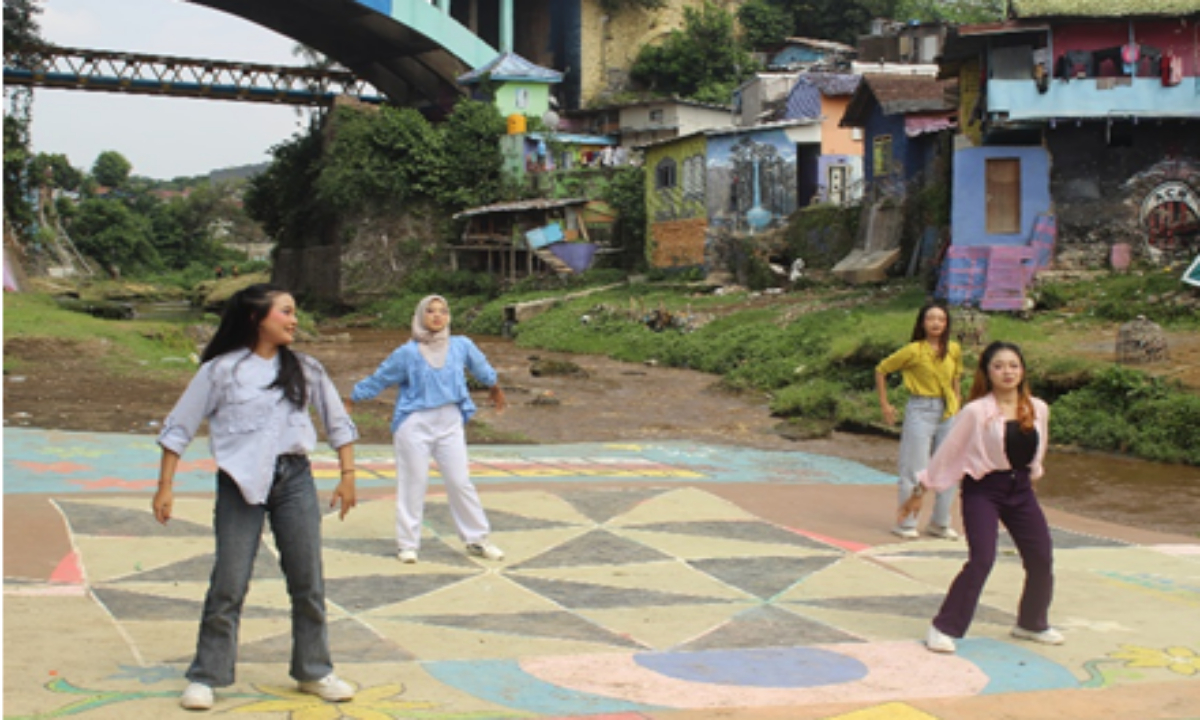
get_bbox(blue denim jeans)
[186,455,333,687]
[896,396,955,530]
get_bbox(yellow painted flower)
[1109,645,1200,676]
[233,683,435,719]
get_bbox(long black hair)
[910,300,952,361]
[202,283,306,408]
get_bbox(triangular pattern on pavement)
[508,574,736,610]
[627,520,837,551]
[688,556,844,600]
[578,602,760,651]
[113,546,283,584]
[514,560,754,601]
[508,529,674,570]
[364,572,566,617]
[325,572,478,614]
[678,605,862,651]
[555,487,674,525]
[423,502,580,537]
[233,617,416,664]
[403,610,644,649]
[605,486,758,526]
[91,586,285,621]
[792,593,1017,626]
[55,499,210,537]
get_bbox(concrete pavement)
[4,427,1199,719]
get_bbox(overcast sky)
[30,0,311,180]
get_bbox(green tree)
[29,152,83,192]
[895,0,1003,23]
[631,2,759,104]
[3,114,35,235]
[68,197,162,273]
[314,104,444,213]
[91,150,133,189]
[244,124,332,250]
[4,0,44,238]
[738,0,793,51]
[437,98,506,209]
[601,166,648,270]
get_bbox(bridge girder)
[188,0,493,110]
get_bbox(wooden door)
[986,158,1021,234]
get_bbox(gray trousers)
[186,455,333,687]
[897,396,956,530]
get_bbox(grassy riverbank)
[7,268,1199,465]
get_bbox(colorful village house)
[936,0,1200,309]
[780,72,867,205]
[834,74,956,283]
[765,36,858,72]
[639,119,822,270]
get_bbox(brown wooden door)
[986,158,1021,234]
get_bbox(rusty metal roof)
[841,74,955,126]
[453,197,589,220]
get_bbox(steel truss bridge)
[3,45,385,106]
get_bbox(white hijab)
[411,294,450,368]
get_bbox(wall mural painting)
[649,144,707,223]
[707,130,799,233]
[1123,158,1200,260]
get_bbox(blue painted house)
[839,74,955,193]
[937,0,1200,308]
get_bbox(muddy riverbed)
[3,327,1198,537]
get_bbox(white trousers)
[392,404,491,550]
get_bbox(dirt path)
[4,326,1199,536]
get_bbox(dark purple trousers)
[932,469,1055,638]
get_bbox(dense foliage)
[630,2,760,104]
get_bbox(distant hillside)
[209,162,270,184]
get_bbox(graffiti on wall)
[1124,158,1200,259]
[707,129,799,233]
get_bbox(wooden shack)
[451,197,598,280]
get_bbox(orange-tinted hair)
[969,341,1036,432]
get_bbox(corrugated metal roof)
[453,197,588,220]
[782,36,857,54]
[1011,0,1200,17]
[803,72,862,97]
[457,52,563,84]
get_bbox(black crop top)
[1004,420,1039,470]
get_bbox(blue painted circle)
[634,647,867,688]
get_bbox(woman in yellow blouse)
[875,301,963,540]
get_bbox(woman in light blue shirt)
[351,295,507,564]
[152,284,358,711]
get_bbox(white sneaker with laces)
[1011,626,1065,645]
[180,682,214,710]
[298,673,355,702]
[397,549,418,564]
[926,524,960,540]
[891,526,920,540]
[925,625,957,653]
[466,541,505,560]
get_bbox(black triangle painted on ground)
[325,573,476,614]
[92,586,285,621]
[688,556,841,600]
[792,594,1016,626]
[678,605,860,651]
[422,503,579,537]
[116,544,282,584]
[627,520,835,551]
[509,529,673,570]
[402,610,644,649]
[232,618,415,664]
[507,574,731,610]
[323,536,478,569]
[55,500,210,537]
[556,487,672,525]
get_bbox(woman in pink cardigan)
[901,341,1064,654]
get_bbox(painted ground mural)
[4,428,1200,719]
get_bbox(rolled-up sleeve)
[158,362,218,456]
[463,338,497,386]
[352,349,408,402]
[308,360,358,449]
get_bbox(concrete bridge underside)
[189,0,499,109]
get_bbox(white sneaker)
[397,549,418,564]
[926,625,957,653]
[298,673,355,702]
[466,541,505,560]
[926,524,960,540]
[1011,626,1065,645]
[180,682,214,710]
[891,526,920,540]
